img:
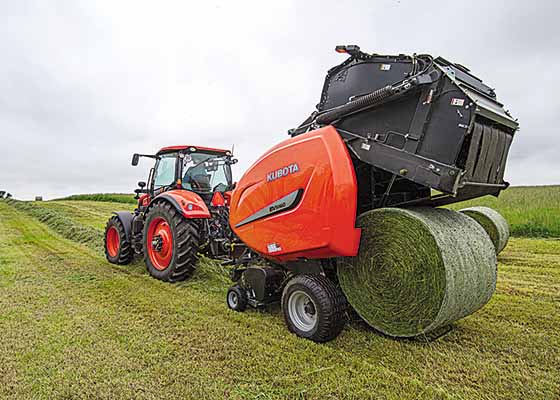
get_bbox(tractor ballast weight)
[291,47,519,208]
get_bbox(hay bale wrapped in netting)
[337,207,497,338]
[459,206,509,254]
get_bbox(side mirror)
[132,153,140,166]
[138,181,146,188]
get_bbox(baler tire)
[281,274,347,343]
[104,216,133,265]
[227,285,248,312]
[143,202,200,282]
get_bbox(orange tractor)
[105,46,518,342]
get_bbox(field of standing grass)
[448,185,560,238]
[0,186,559,399]
[55,193,137,204]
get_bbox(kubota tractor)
[105,45,518,342]
[104,145,250,282]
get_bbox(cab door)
[151,152,179,196]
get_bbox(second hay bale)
[459,206,509,254]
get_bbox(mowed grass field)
[0,186,559,399]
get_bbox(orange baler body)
[229,126,361,263]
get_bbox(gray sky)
[1,0,559,200]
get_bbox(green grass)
[1,193,559,399]
[5,199,105,252]
[5,199,135,252]
[448,185,560,238]
[27,199,135,231]
[55,193,137,204]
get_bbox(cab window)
[153,153,176,189]
[182,153,230,193]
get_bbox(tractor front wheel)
[104,216,133,265]
[143,202,200,282]
[282,274,347,343]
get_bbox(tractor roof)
[157,145,230,155]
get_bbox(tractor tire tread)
[104,215,133,265]
[144,202,200,282]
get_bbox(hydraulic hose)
[315,85,397,125]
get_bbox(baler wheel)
[104,216,133,265]
[281,275,347,343]
[226,285,248,312]
[143,202,200,282]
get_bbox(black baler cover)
[297,49,519,205]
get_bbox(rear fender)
[112,211,134,240]
[149,190,211,219]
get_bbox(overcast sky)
[1,0,559,199]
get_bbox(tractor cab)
[132,145,236,206]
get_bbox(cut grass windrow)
[5,199,104,253]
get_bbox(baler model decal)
[267,243,282,253]
[234,189,303,228]
[266,163,300,182]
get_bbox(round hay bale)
[459,206,509,254]
[337,207,497,338]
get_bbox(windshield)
[181,153,231,193]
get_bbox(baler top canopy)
[292,45,519,206]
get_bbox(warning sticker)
[451,98,465,106]
[267,243,282,253]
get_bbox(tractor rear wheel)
[281,274,347,343]
[143,202,200,282]
[104,216,133,265]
